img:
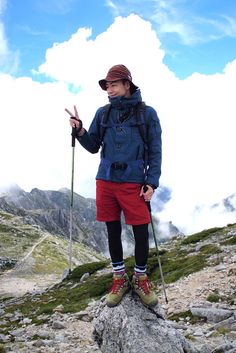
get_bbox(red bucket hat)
[99,64,138,93]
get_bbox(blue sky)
[0,0,236,233]
[1,0,236,78]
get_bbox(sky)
[0,0,236,234]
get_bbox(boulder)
[190,305,233,323]
[93,293,196,353]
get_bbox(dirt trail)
[0,234,62,298]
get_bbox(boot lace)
[110,278,126,294]
[137,277,152,295]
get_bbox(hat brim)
[98,78,138,92]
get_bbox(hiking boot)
[132,274,158,307]
[106,273,130,307]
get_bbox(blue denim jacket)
[78,90,162,188]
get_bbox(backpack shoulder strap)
[100,104,112,142]
[135,102,149,181]
[135,102,147,143]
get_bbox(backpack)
[99,102,149,178]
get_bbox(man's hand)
[65,105,82,131]
[140,184,154,202]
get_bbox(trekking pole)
[68,125,76,274]
[144,187,168,303]
[65,107,81,275]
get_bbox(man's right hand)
[65,105,83,132]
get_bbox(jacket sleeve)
[76,108,103,154]
[146,106,162,188]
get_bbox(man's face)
[106,80,131,98]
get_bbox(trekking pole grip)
[71,127,76,147]
[143,185,152,212]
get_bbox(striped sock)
[134,264,147,276]
[112,261,125,276]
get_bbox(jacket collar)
[108,89,142,109]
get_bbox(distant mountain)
[0,186,108,254]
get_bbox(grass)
[221,236,236,246]
[0,221,43,260]
[207,292,220,303]
[181,227,223,245]
[0,345,6,353]
[33,236,69,274]
[0,211,14,220]
[147,247,206,284]
[217,327,231,335]
[168,310,204,324]
[67,260,109,280]
[199,244,222,255]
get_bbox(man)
[66,64,162,307]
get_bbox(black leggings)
[106,221,149,266]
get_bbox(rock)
[20,317,32,325]
[93,293,196,353]
[190,305,233,323]
[0,333,11,343]
[53,304,64,313]
[8,328,24,337]
[213,315,236,331]
[32,339,46,347]
[211,342,236,353]
[52,321,65,329]
[215,264,227,272]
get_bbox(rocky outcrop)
[0,187,109,254]
[190,304,234,323]
[93,293,195,353]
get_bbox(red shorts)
[96,180,151,225]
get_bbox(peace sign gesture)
[65,105,81,129]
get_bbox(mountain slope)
[0,223,235,352]
[0,209,105,297]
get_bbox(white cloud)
[105,0,236,45]
[0,14,236,234]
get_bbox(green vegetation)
[0,211,14,220]
[221,236,236,246]
[0,345,6,353]
[68,260,109,280]
[147,247,206,284]
[0,221,42,259]
[168,310,203,324]
[33,236,69,274]
[181,227,222,245]
[199,244,222,255]
[217,327,231,335]
[207,292,220,303]
[32,235,103,274]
